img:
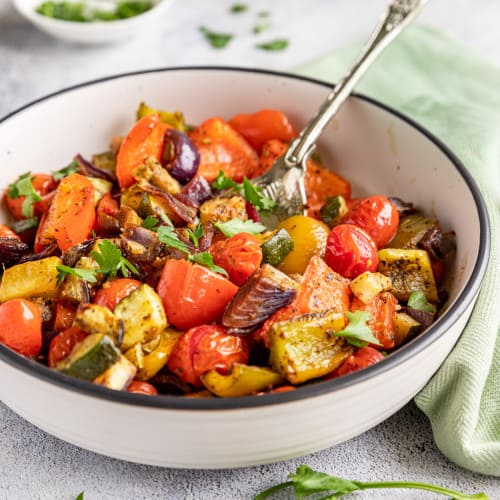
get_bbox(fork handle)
[284,0,429,166]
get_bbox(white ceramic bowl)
[12,0,174,44]
[0,68,490,468]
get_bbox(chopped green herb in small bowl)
[12,0,175,44]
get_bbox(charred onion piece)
[18,242,60,264]
[62,238,96,267]
[176,175,212,208]
[400,306,435,331]
[162,129,200,183]
[74,154,116,182]
[223,264,299,334]
[121,226,163,263]
[0,237,30,267]
[419,227,456,260]
[388,197,416,217]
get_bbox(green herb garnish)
[253,23,271,34]
[256,39,289,51]
[74,493,84,500]
[408,290,437,313]
[52,160,79,181]
[230,3,247,13]
[142,215,159,230]
[56,265,98,285]
[188,252,228,277]
[212,171,276,212]
[257,10,270,18]
[214,218,266,238]
[187,224,204,248]
[91,239,138,279]
[7,172,42,218]
[157,225,190,254]
[199,26,233,49]
[334,310,381,347]
[254,464,489,499]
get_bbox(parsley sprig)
[188,252,228,277]
[157,225,190,254]
[335,310,382,347]
[408,290,437,313]
[254,464,488,499]
[52,160,79,181]
[199,26,233,49]
[214,218,266,238]
[212,171,276,212]
[56,265,98,285]
[7,172,42,218]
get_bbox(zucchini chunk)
[114,284,168,352]
[269,311,354,384]
[201,364,284,397]
[393,312,421,347]
[349,271,392,304]
[0,256,62,302]
[57,333,120,381]
[261,228,294,267]
[377,248,438,303]
[319,195,348,228]
[74,303,122,345]
[93,355,137,390]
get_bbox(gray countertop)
[1,1,500,498]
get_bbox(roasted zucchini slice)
[93,355,137,390]
[74,303,122,345]
[261,228,294,267]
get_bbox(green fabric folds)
[297,24,500,475]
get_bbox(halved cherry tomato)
[0,224,21,240]
[209,233,263,286]
[116,114,170,189]
[48,326,88,367]
[167,325,249,387]
[37,173,95,252]
[351,291,398,349]
[157,259,239,331]
[94,278,142,311]
[53,301,77,332]
[327,346,385,378]
[189,117,259,182]
[127,380,158,395]
[341,195,399,248]
[4,173,57,221]
[229,109,297,153]
[0,299,42,357]
[94,192,120,236]
[324,224,378,279]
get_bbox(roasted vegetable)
[393,312,422,347]
[161,128,200,183]
[56,333,121,381]
[0,236,29,267]
[319,195,348,228]
[88,177,113,206]
[200,195,247,226]
[0,256,62,302]
[349,271,392,304]
[223,264,300,334]
[93,355,137,390]
[91,151,117,176]
[136,101,186,131]
[201,363,284,397]
[114,283,167,351]
[269,311,353,384]
[378,248,438,303]
[260,228,294,267]
[133,155,181,194]
[74,303,122,345]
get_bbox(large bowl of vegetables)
[0,67,490,468]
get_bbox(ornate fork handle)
[284,0,429,168]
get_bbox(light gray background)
[1,1,500,498]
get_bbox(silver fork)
[256,0,430,226]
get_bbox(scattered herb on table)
[257,10,270,18]
[199,26,233,49]
[254,464,489,499]
[253,23,271,34]
[74,493,84,500]
[230,3,248,13]
[256,39,289,51]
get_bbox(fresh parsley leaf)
[243,178,276,211]
[74,492,84,500]
[91,239,138,279]
[335,310,382,347]
[187,224,204,248]
[56,265,97,285]
[9,216,39,234]
[188,252,228,277]
[214,218,266,238]
[52,160,78,181]
[253,23,271,34]
[157,225,190,254]
[254,464,489,500]
[7,172,42,218]
[230,3,247,13]
[407,291,436,313]
[199,26,233,49]
[142,215,159,230]
[212,170,240,191]
[256,38,289,51]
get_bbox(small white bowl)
[0,68,490,468]
[12,0,175,44]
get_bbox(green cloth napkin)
[297,24,500,476]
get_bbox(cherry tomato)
[341,195,399,248]
[209,233,263,286]
[351,291,398,349]
[53,300,77,332]
[94,193,120,236]
[5,173,57,220]
[324,224,378,279]
[157,259,238,331]
[167,325,249,387]
[48,326,88,367]
[0,299,42,357]
[127,380,158,395]
[327,346,385,378]
[94,278,142,311]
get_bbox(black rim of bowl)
[0,66,491,410]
